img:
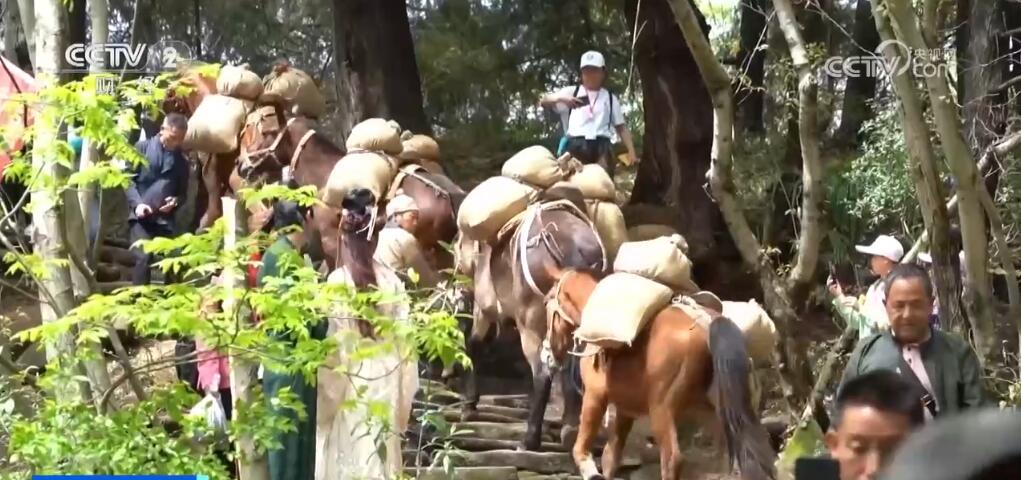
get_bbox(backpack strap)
[607,89,615,131]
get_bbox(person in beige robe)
[315,260,420,480]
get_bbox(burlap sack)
[399,134,441,162]
[626,224,684,248]
[217,65,263,100]
[721,300,778,364]
[321,152,398,208]
[501,145,563,188]
[586,200,627,263]
[346,118,403,155]
[457,176,538,242]
[569,164,616,201]
[182,95,252,153]
[262,67,325,117]
[613,234,697,293]
[576,272,674,349]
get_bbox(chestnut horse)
[543,268,775,480]
[236,112,465,271]
[462,193,607,452]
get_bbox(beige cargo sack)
[400,134,441,161]
[346,118,404,155]
[721,300,778,365]
[627,224,685,248]
[501,145,563,188]
[321,152,399,208]
[614,234,697,293]
[262,66,326,117]
[576,272,674,349]
[217,65,264,100]
[569,164,616,201]
[182,95,252,154]
[586,200,627,263]
[457,176,539,242]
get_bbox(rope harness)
[241,116,317,173]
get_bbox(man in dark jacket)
[838,264,986,421]
[126,113,189,285]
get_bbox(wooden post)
[223,196,269,480]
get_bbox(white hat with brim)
[386,192,419,218]
[918,252,933,264]
[580,50,605,69]
[855,234,905,263]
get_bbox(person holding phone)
[125,113,190,285]
[828,235,904,340]
[539,50,639,179]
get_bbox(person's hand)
[560,95,584,108]
[159,196,179,213]
[135,204,153,219]
[826,274,844,298]
[627,151,640,166]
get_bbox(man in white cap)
[375,191,438,288]
[828,234,905,340]
[539,50,639,179]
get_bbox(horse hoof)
[517,440,541,452]
[586,475,605,480]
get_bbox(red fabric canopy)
[0,56,38,179]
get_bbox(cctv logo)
[64,40,193,73]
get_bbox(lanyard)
[584,87,599,118]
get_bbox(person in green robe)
[257,200,324,480]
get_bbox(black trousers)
[129,219,176,285]
[566,136,615,178]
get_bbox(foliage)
[825,103,922,264]
[0,72,469,477]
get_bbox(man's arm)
[958,341,987,409]
[400,234,439,289]
[125,140,147,210]
[612,95,638,164]
[540,86,578,111]
[831,296,869,332]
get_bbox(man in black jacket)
[126,113,189,285]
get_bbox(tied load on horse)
[162,61,327,229]
[542,234,779,480]
[453,146,629,451]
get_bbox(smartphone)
[572,96,590,108]
[795,457,841,480]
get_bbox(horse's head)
[544,265,604,365]
[237,101,290,184]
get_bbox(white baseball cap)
[855,235,905,262]
[580,50,605,69]
[918,252,933,264]
[386,192,419,218]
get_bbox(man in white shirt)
[375,192,439,289]
[539,50,639,179]
[828,234,905,340]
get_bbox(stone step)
[518,473,583,480]
[453,421,559,443]
[444,449,576,475]
[405,466,520,480]
[414,408,524,425]
[480,394,530,409]
[450,436,569,453]
[416,387,463,405]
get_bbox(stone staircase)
[404,380,667,480]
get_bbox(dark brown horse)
[462,194,607,452]
[236,113,464,271]
[543,268,775,480]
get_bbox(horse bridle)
[240,115,317,174]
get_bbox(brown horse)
[543,268,776,480]
[462,194,607,452]
[236,112,465,271]
[161,73,236,230]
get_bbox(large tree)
[332,0,431,137]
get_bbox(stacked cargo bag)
[216,65,264,100]
[399,133,444,175]
[262,62,326,118]
[613,234,697,293]
[721,299,778,365]
[501,145,565,188]
[457,176,539,242]
[585,200,627,263]
[627,223,681,243]
[322,118,403,208]
[182,94,253,154]
[574,272,675,349]
[568,164,615,201]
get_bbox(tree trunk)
[78,0,108,266]
[834,0,880,145]
[665,0,814,411]
[872,11,967,333]
[3,0,19,60]
[736,0,768,133]
[332,0,431,136]
[884,0,997,361]
[960,0,1006,193]
[331,0,356,137]
[16,0,36,68]
[773,0,824,307]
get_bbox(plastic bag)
[189,389,228,442]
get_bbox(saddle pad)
[495,198,586,243]
[576,272,674,349]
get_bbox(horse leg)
[520,324,553,451]
[573,386,608,480]
[601,413,635,480]
[460,307,492,421]
[199,155,223,230]
[651,405,685,480]
[559,355,583,449]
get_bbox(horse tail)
[708,315,776,480]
